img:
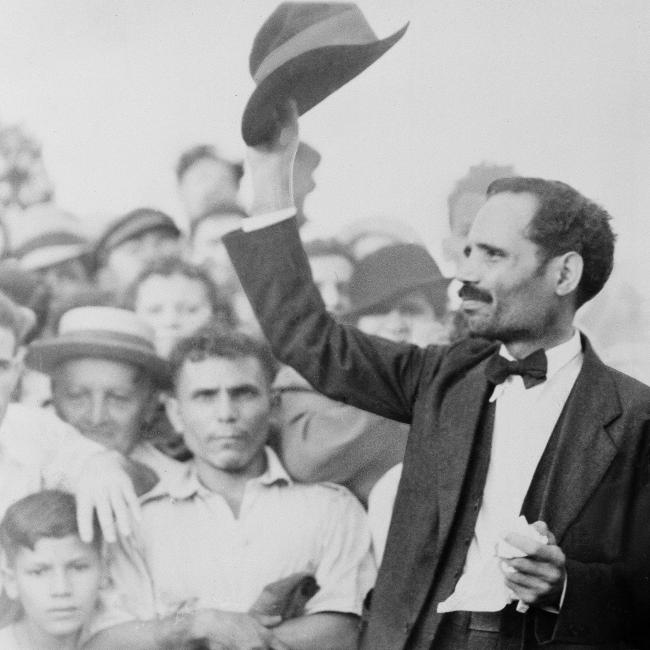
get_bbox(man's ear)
[164,396,184,434]
[554,251,583,298]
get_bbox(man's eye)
[462,245,471,258]
[28,568,47,576]
[71,563,90,572]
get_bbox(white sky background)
[1,0,649,285]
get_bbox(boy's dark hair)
[123,256,236,328]
[169,325,278,389]
[0,490,102,563]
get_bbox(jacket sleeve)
[225,218,441,424]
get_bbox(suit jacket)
[225,219,650,649]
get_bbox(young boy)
[0,491,103,649]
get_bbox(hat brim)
[26,336,170,387]
[241,23,408,146]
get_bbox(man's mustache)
[458,284,492,304]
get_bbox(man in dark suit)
[224,104,650,649]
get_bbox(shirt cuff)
[242,207,297,232]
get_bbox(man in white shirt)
[222,102,650,648]
[86,325,375,650]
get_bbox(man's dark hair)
[175,145,244,184]
[487,177,616,307]
[169,325,278,389]
[0,490,102,564]
[447,163,516,220]
[304,239,356,267]
[124,256,236,328]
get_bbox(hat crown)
[250,2,375,77]
[348,243,446,314]
[58,306,156,348]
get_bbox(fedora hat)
[26,306,169,385]
[242,3,408,145]
[344,243,448,320]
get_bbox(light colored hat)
[26,306,169,384]
[241,2,408,145]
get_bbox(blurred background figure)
[187,203,262,334]
[0,262,52,408]
[442,162,517,273]
[348,243,451,347]
[188,202,246,292]
[338,216,424,261]
[176,145,243,223]
[0,122,53,212]
[93,207,182,297]
[304,238,355,318]
[293,141,321,228]
[11,229,91,302]
[125,256,234,358]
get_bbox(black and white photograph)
[0,1,649,648]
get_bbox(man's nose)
[215,392,236,421]
[50,568,72,596]
[89,394,110,424]
[456,248,479,284]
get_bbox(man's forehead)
[180,354,267,387]
[470,191,539,241]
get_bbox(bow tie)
[484,348,548,389]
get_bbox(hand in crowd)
[188,609,289,650]
[75,450,141,544]
[500,520,566,608]
[247,99,300,216]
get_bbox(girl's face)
[135,273,214,357]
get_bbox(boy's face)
[5,535,102,639]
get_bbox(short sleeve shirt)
[95,447,376,631]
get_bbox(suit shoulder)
[607,365,650,413]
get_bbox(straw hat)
[26,306,169,384]
[242,2,408,145]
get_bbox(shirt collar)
[143,446,292,503]
[498,329,582,382]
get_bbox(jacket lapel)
[435,360,492,555]
[533,338,621,542]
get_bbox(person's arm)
[277,373,408,503]
[84,610,288,650]
[272,612,359,650]
[225,102,436,424]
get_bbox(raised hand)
[247,100,300,216]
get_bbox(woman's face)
[135,273,214,357]
[356,289,449,347]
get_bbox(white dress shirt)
[439,330,583,612]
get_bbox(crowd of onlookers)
[0,134,648,649]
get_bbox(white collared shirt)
[440,330,583,611]
[92,447,375,634]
